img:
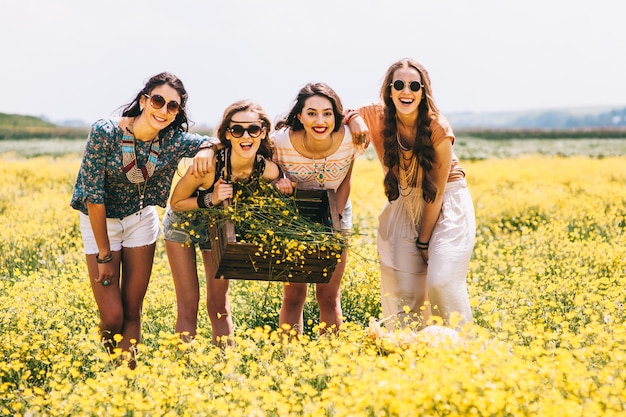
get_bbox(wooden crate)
[208,189,341,283]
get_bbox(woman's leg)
[119,243,156,352]
[165,240,200,341]
[315,249,347,334]
[201,249,232,347]
[428,184,476,328]
[377,200,431,330]
[87,251,123,352]
[279,282,308,334]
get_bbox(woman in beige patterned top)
[272,82,365,335]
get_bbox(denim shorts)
[79,206,161,254]
[163,207,213,250]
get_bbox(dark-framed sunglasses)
[390,80,423,92]
[227,124,264,138]
[143,94,181,115]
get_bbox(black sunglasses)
[143,94,181,115]
[390,80,423,92]
[227,124,264,138]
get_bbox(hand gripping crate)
[208,189,341,283]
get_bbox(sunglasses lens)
[150,94,166,109]
[166,101,180,115]
[229,125,245,138]
[409,81,422,92]
[392,80,422,92]
[247,125,262,137]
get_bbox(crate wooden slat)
[208,189,341,283]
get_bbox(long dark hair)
[380,58,439,203]
[275,82,344,132]
[216,100,274,159]
[120,72,191,137]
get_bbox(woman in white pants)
[350,58,476,329]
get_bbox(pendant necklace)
[302,132,332,188]
[396,132,411,152]
[122,117,161,210]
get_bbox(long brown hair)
[380,58,439,202]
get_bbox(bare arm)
[86,201,114,283]
[262,159,281,182]
[170,165,216,212]
[335,161,355,220]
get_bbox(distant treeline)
[0,126,90,140]
[456,128,626,140]
[0,112,214,140]
[3,112,626,141]
[0,126,213,140]
[3,126,626,141]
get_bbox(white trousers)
[377,179,476,328]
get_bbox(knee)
[282,286,307,309]
[178,302,199,321]
[316,291,341,313]
[100,308,124,334]
[206,293,229,317]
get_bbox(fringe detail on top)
[398,156,424,228]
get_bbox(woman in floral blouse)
[70,72,216,365]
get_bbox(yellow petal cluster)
[0,153,624,416]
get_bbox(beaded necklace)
[302,132,333,188]
[122,118,161,210]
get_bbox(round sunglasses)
[390,80,423,92]
[227,123,264,138]
[143,94,181,115]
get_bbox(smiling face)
[297,95,335,141]
[226,110,265,158]
[139,84,181,131]
[390,66,423,116]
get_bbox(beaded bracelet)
[344,109,360,124]
[197,191,214,208]
[415,240,429,250]
[96,253,113,263]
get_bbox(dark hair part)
[121,72,191,137]
[216,100,274,159]
[380,58,439,203]
[275,82,344,132]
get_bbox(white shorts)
[79,206,161,254]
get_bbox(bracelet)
[96,252,113,263]
[199,140,214,150]
[197,191,214,208]
[415,240,429,250]
[344,109,360,124]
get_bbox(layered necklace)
[122,118,161,210]
[302,132,333,188]
[396,132,411,152]
[397,133,418,197]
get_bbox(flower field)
[1,150,625,416]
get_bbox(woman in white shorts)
[70,72,216,364]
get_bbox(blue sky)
[1,0,624,126]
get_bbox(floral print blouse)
[70,118,210,218]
